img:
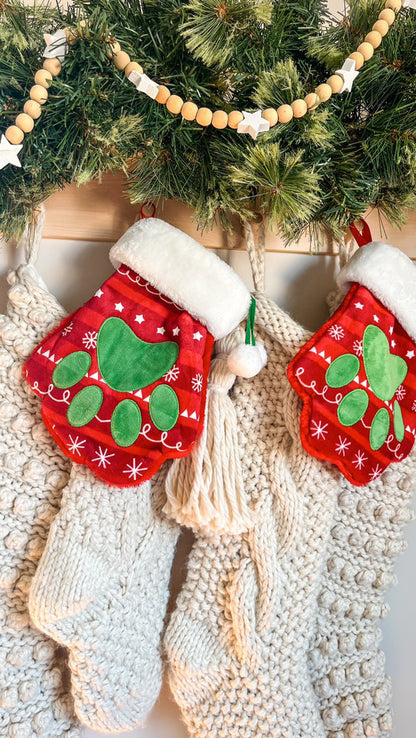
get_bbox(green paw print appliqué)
[326,325,407,451]
[52,317,180,446]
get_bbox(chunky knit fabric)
[0,260,79,737]
[165,289,416,738]
[29,446,179,733]
[165,293,341,738]
[310,455,415,737]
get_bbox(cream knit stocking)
[165,292,341,738]
[29,462,179,733]
[0,222,79,737]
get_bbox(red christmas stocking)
[24,218,250,486]
[288,239,416,486]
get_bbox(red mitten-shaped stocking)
[24,219,250,485]
[288,241,416,485]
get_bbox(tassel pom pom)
[227,342,267,378]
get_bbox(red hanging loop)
[349,218,372,248]
[140,201,156,219]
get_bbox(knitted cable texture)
[0,256,79,737]
[28,438,180,733]
[166,287,416,737]
[165,292,342,738]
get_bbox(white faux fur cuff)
[110,219,251,339]
[337,241,416,342]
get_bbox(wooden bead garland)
[2,0,408,158]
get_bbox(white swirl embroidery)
[294,367,343,405]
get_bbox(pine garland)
[0,0,415,243]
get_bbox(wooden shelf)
[42,171,416,257]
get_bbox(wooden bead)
[23,100,42,119]
[365,30,382,48]
[196,107,213,126]
[30,85,48,104]
[277,104,293,123]
[228,110,244,129]
[42,58,61,76]
[262,108,278,127]
[315,83,332,102]
[372,19,389,36]
[155,85,170,104]
[327,75,344,94]
[65,26,78,44]
[212,110,228,129]
[124,62,143,78]
[34,69,53,89]
[15,113,34,133]
[348,51,365,70]
[291,99,308,118]
[5,126,24,145]
[113,51,131,71]
[385,0,401,11]
[166,95,183,115]
[181,101,198,121]
[379,8,396,24]
[304,93,320,109]
[357,42,374,61]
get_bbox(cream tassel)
[164,352,254,535]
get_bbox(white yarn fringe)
[164,352,253,535]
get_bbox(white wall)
[0,236,415,738]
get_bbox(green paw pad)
[53,351,91,389]
[149,385,180,431]
[337,389,369,427]
[326,353,360,388]
[67,385,103,427]
[111,399,142,447]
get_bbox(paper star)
[0,135,22,170]
[172,327,180,336]
[95,288,104,298]
[193,331,203,341]
[406,350,415,359]
[354,301,364,310]
[335,58,359,93]
[135,314,144,324]
[237,110,270,140]
[373,315,379,323]
[128,71,159,100]
[391,339,396,348]
[43,28,68,62]
[157,326,166,335]
[115,302,124,312]
[403,0,416,8]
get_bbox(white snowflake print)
[353,340,363,357]
[329,324,344,341]
[67,435,86,456]
[395,385,406,402]
[335,436,351,456]
[191,373,203,393]
[62,322,73,336]
[82,331,98,350]
[311,419,328,440]
[369,464,383,482]
[123,459,148,481]
[412,400,416,413]
[352,450,367,470]
[92,446,115,469]
[164,365,180,383]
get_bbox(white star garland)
[335,58,360,93]
[237,110,270,140]
[43,28,68,62]
[128,70,159,100]
[0,135,22,170]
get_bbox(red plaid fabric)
[288,284,416,486]
[24,266,214,486]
